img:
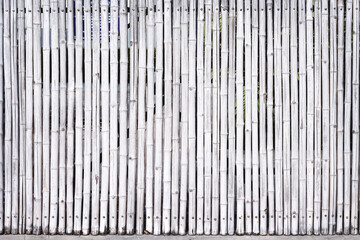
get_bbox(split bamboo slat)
[1,0,360,236]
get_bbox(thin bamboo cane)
[274,0,283,234]
[306,0,315,235]
[259,0,267,235]
[227,0,236,235]
[32,0,42,233]
[171,0,180,234]
[82,0,92,234]
[290,0,299,235]
[109,0,119,234]
[42,0,51,233]
[145,0,155,233]
[329,0,337,234]
[49,0,60,234]
[343,0,352,234]
[235,0,245,234]
[66,0,75,234]
[58,0,67,234]
[188,0,197,234]
[153,0,163,235]
[336,0,345,234]
[136,0,145,234]
[196,0,205,235]
[126,0,138,234]
[25,0,33,233]
[118,0,128,234]
[244,0,253,234]
[266,0,275,235]
[313,0,322,234]
[351,0,359,234]
[0,0,4,234]
[73,0,83,234]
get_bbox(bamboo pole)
[306,0,315,235]
[188,0,197,235]
[49,0,60,234]
[153,0,163,235]
[118,0,128,234]
[25,0,33,233]
[58,0,67,234]
[259,0,267,235]
[274,0,283,234]
[171,0,180,234]
[266,0,275,235]
[228,0,236,235]
[196,0,205,235]
[136,0,145,234]
[109,0,119,234]
[66,0,75,234]
[0,0,4,233]
[236,0,245,234]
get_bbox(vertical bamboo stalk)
[290,0,299,235]
[188,0,197,234]
[259,0,267,235]
[109,0,119,234]
[0,0,4,233]
[118,0,128,234]
[196,0,205,234]
[66,0,75,234]
[306,0,315,235]
[336,0,345,234]
[171,0,180,234]
[136,0,145,234]
[25,0,33,233]
[343,0,352,234]
[73,0,83,234]
[153,0,163,235]
[58,0,67,234]
[236,0,245,234]
[298,0,307,235]
[228,0,236,235]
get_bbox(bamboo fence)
[1,0,360,236]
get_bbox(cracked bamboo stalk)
[0,0,4,233]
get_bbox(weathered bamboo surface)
[1,0,360,236]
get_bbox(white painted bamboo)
[32,0,42,234]
[188,0,197,235]
[66,0,75,234]
[227,0,236,235]
[153,0,163,235]
[236,0,245,235]
[351,0,360,234]
[266,0,275,235]
[298,0,307,235]
[306,0,315,235]
[259,0,267,235]
[49,0,60,234]
[244,0,253,234]
[329,0,337,234]
[82,0,91,235]
[126,0,138,234]
[274,0,283,234]
[343,0,352,234]
[336,0,345,235]
[313,0,322,234]
[196,0,205,235]
[73,0,83,234]
[109,0,119,234]
[136,0,145,234]
[162,0,172,234]
[145,0,155,234]
[42,0,50,233]
[58,0,66,234]
[118,0,128,234]
[25,0,33,233]
[171,0,180,234]
[0,0,4,234]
